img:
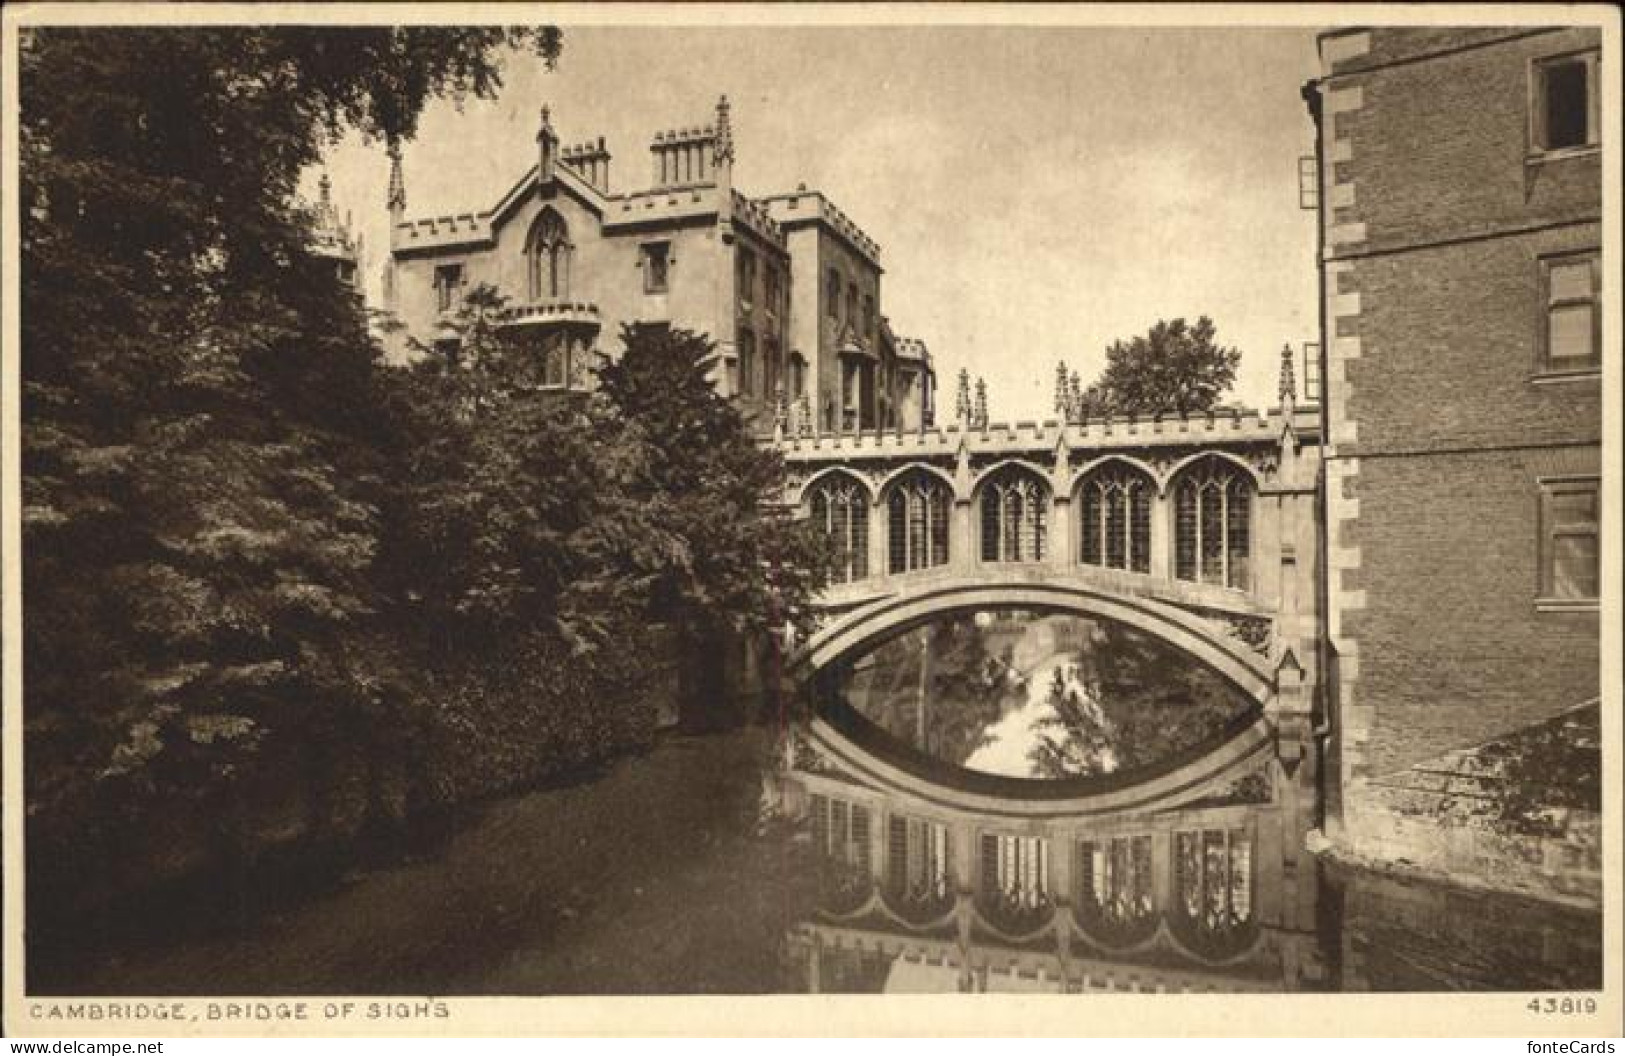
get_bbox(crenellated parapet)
[774,406,1319,493]
[495,301,602,328]
[762,188,883,268]
[767,396,1326,732]
[730,189,788,250]
[395,211,492,251]
[894,336,930,363]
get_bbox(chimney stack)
[561,136,613,193]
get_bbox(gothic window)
[809,794,873,911]
[887,815,952,914]
[863,294,875,341]
[789,352,807,398]
[641,241,669,293]
[541,331,569,388]
[847,283,859,335]
[1076,835,1156,945]
[1540,251,1600,372]
[765,265,781,320]
[526,208,571,301]
[1172,828,1255,957]
[980,466,1049,563]
[433,263,464,312]
[826,268,840,320]
[807,473,869,584]
[1539,477,1599,606]
[841,360,862,432]
[738,327,756,397]
[1173,456,1252,590]
[764,339,780,401]
[1078,462,1153,573]
[737,248,756,311]
[1533,51,1599,153]
[887,471,951,574]
[809,794,871,872]
[979,832,1051,912]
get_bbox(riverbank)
[31,726,815,996]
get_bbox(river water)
[34,609,1602,997]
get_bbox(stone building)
[381,98,933,432]
[1306,26,1602,897]
[309,173,361,290]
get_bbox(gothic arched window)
[980,466,1049,563]
[807,473,869,584]
[1075,834,1157,947]
[1171,827,1256,958]
[887,470,951,574]
[526,208,571,301]
[1078,462,1153,574]
[1173,456,1253,590]
[541,332,568,388]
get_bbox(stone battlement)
[774,406,1318,461]
[496,301,601,327]
[397,211,489,244]
[894,335,930,362]
[763,189,882,267]
[732,190,787,249]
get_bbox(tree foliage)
[590,325,831,717]
[21,24,828,924]
[19,26,568,912]
[1078,316,1241,418]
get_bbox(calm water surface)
[38,609,1602,996]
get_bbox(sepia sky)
[317,24,1324,420]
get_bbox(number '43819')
[1527,996,1597,1014]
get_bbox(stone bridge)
[766,382,1325,820]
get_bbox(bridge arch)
[793,578,1279,817]
[798,578,1272,699]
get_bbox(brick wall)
[1340,228,1602,454]
[1343,446,1599,778]
[1316,26,1602,892]
[1329,27,1600,261]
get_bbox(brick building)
[381,98,933,433]
[1306,27,1602,894]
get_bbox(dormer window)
[1532,51,1599,155]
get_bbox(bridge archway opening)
[792,582,1278,812]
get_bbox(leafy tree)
[20,27,561,913]
[1079,316,1241,417]
[379,284,611,652]
[591,324,830,724]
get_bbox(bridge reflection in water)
[779,606,1322,994]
